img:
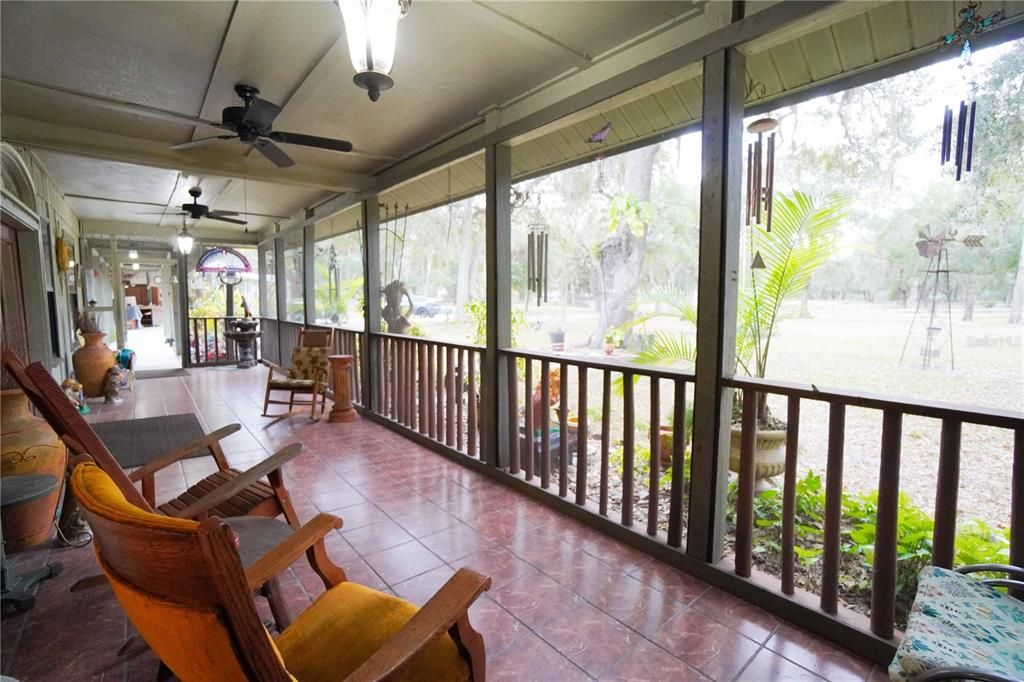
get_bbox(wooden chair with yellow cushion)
[70,462,492,682]
[263,345,330,420]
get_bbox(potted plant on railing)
[623,190,847,486]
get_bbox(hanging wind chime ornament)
[745,116,778,232]
[938,0,1003,181]
[527,223,549,307]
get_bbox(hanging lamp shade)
[339,0,409,101]
[176,228,194,255]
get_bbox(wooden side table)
[327,355,358,423]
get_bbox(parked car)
[413,298,442,318]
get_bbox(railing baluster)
[446,346,456,446]
[508,354,520,475]
[418,342,428,434]
[191,319,199,364]
[667,380,686,548]
[456,349,465,452]
[213,319,220,361]
[540,360,551,490]
[427,343,436,439]
[397,339,405,425]
[622,370,635,527]
[203,319,210,364]
[389,338,397,420]
[468,350,478,458]
[1012,427,1023,600]
[871,409,902,639]
[559,361,569,498]
[575,367,588,506]
[524,358,534,479]
[932,418,962,568]
[409,340,417,429]
[781,396,800,595]
[735,388,757,577]
[647,377,661,537]
[435,344,445,440]
[600,370,611,516]
[821,401,846,615]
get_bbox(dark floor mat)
[91,413,209,468]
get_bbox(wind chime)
[527,223,549,307]
[745,117,778,233]
[938,0,1003,181]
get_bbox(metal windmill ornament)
[745,117,778,231]
[938,0,1003,181]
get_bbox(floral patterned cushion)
[890,566,1024,681]
[269,378,315,390]
[288,346,328,381]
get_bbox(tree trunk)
[454,202,478,319]
[962,274,976,322]
[1009,236,1024,324]
[593,146,658,346]
[799,287,811,318]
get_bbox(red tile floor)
[1,367,885,681]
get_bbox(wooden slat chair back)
[299,328,334,348]
[72,462,493,682]
[71,463,291,682]
[1,349,150,509]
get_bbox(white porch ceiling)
[1,0,701,238]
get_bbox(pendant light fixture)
[176,225,195,255]
[339,0,412,101]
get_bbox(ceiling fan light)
[340,0,406,101]
[176,228,194,255]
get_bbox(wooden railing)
[726,375,1024,639]
[187,316,250,366]
[374,333,483,458]
[501,349,695,547]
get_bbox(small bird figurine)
[587,121,613,144]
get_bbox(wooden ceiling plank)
[798,28,843,82]
[867,2,913,61]
[768,41,813,91]
[831,13,876,72]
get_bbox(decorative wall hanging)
[55,236,72,272]
[937,0,1004,181]
[195,246,252,285]
[745,117,778,232]
[527,223,549,307]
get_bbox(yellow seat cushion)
[277,582,470,682]
[73,463,197,533]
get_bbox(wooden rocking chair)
[71,462,492,681]
[1,349,344,629]
[263,342,330,420]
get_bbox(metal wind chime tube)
[527,224,549,307]
[745,117,778,232]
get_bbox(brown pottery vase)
[1,389,67,552]
[72,331,115,397]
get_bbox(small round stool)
[1,474,64,615]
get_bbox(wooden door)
[1,222,31,388]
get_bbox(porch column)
[687,47,745,563]
[110,237,127,350]
[176,251,189,367]
[274,233,286,322]
[303,222,315,326]
[483,143,512,468]
[361,197,382,413]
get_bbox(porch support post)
[110,237,126,350]
[176,251,190,368]
[362,197,382,413]
[274,234,286,321]
[303,222,315,326]
[687,47,745,562]
[483,143,512,469]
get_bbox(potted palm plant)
[626,190,847,484]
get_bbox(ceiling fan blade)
[253,139,295,168]
[205,215,248,225]
[268,131,353,153]
[168,135,236,151]
[242,97,281,131]
[207,210,241,217]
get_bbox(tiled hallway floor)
[1,367,883,681]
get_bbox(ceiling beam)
[81,219,261,246]
[1,76,395,164]
[2,115,375,193]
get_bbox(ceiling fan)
[141,187,247,225]
[168,84,353,168]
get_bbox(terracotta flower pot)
[72,331,115,397]
[728,424,787,483]
[1,389,67,552]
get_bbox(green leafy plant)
[465,301,525,348]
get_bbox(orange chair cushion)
[277,582,470,682]
[73,463,196,532]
